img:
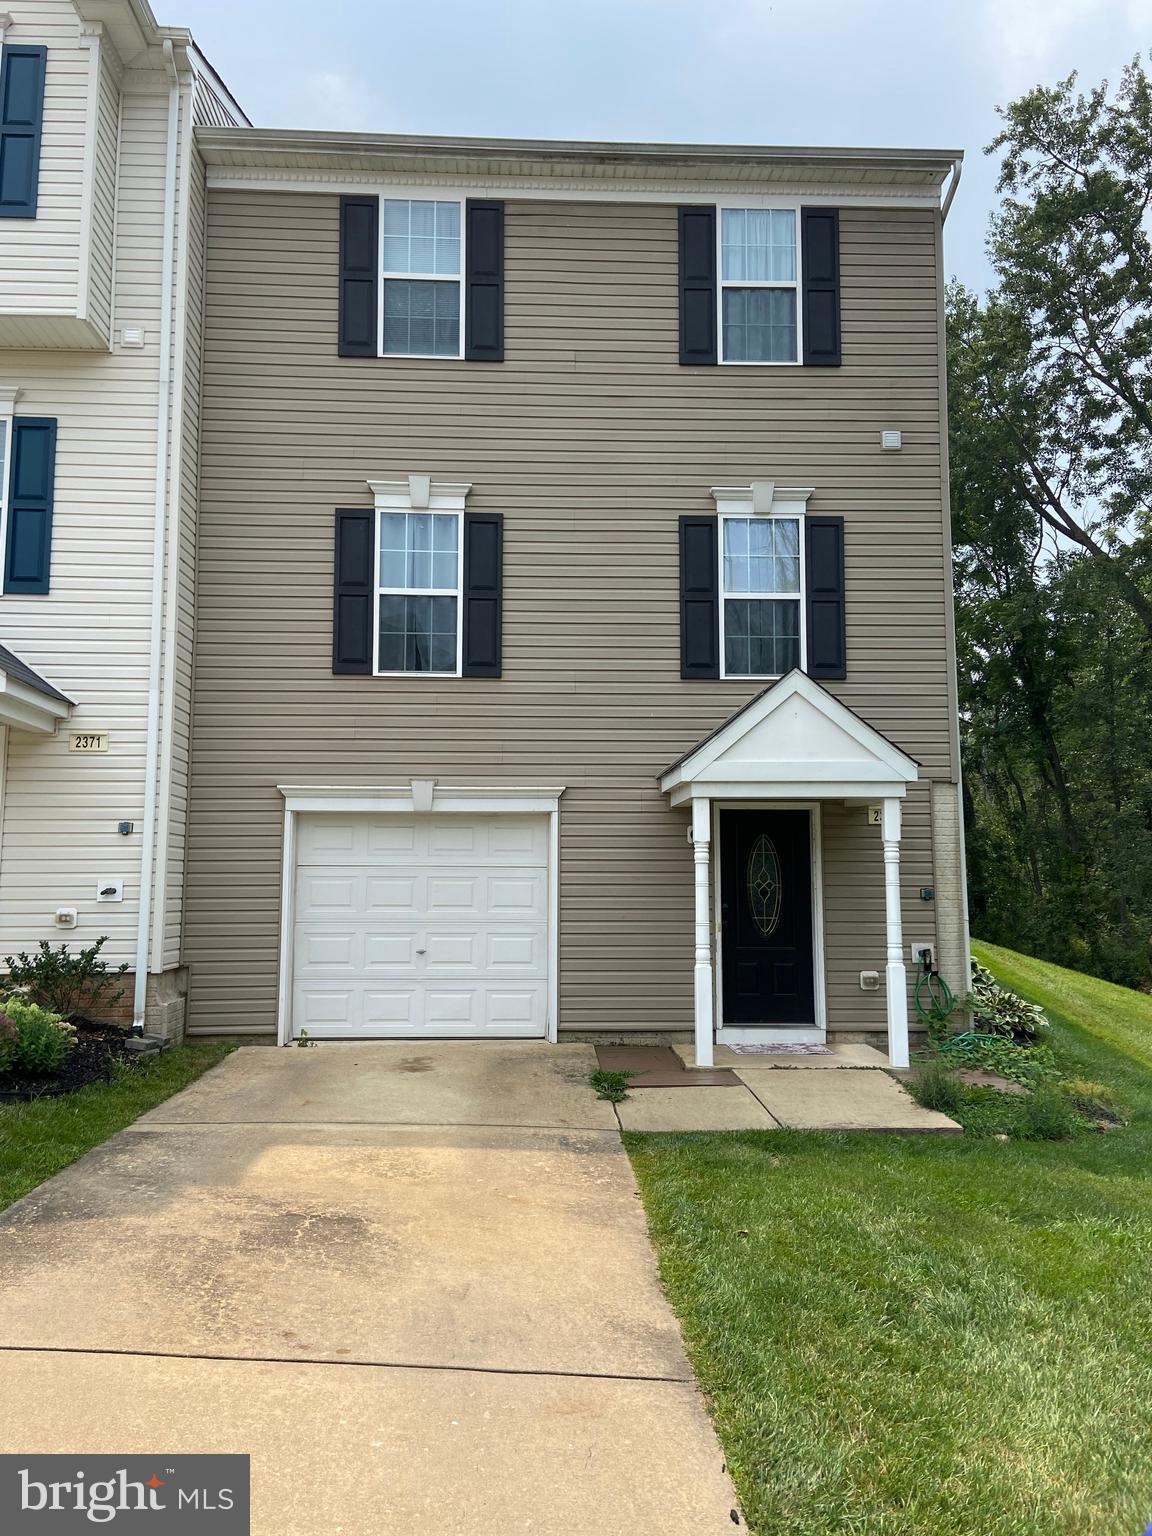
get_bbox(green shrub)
[939,1031,1057,1086]
[2,936,128,1019]
[1017,1087,1080,1141]
[906,1059,964,1115]
[0,1012,16,1073]
[4,997,75,1076]
[968,961,1051,1038]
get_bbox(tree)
[951,59,1152,637]
[948,59,1152,986]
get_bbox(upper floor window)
[720,514,803,677]
[376,507,462,674]
[381,199,463,358]
[719,208,799,365]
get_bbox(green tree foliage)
[951,59,1152,987]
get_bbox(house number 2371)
[68,732,109,753]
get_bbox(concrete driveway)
[0,1044,739,1534]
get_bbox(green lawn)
[627,944,1152,1536]
[0,1042,232,1212]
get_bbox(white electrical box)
[859,970,880,991]
[55,907,78,928]
[96,878,124,903]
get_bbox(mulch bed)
[0,1020,137,1102]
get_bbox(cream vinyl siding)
[187,193,955,1035]
[154,128,206,970]
[0,84,188,967]
[83,43,121,344]
[0,2,87,317]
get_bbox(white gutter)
[941,156,963,223]
[132,37,181,1034]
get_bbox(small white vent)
[120,326,146,348]
[880,429,903,451]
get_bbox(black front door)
[720,809,816,1025]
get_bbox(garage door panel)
[362,989,420,1027]
[292,813,550,1039]
[304,876,359,912]
[366,822,419,856]
[363,933,418,969]
[487,873,546,915]
[486,987,546,1029]
[426,875,482,915]
[300,932,357,970]
[485,930,545,970]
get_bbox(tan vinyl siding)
[188,192,957,1035]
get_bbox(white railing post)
[691,797,714,1068]
[882,797,910,1069]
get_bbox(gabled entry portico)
[660,671,919,1069]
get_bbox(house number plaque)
[68,732,109,753]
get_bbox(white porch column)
[691,797,715,1068]
[882,797,910,1069]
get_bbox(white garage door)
[292,813,550,1038]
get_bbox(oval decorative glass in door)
[747,834,782,936]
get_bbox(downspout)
[132,38,181,1034]
[941,157,963,224]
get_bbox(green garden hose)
[914,954,956,1026]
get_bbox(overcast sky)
[174,0,1152,291]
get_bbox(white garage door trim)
[276,783,564,1045]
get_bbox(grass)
[626,942,1152,1536]
[0,1041,233,1212]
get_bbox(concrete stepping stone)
[616,1086,780,1131]
[745,1070,962,1132]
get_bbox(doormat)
[593,1044,742,1087]
[726,1043,832,1055]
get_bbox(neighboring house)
[182,131,970,1067]
[0,0,243,1035]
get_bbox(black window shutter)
[678,207,717,366]
[679,516,719,678]
[464,200,504,362]
[332,509,373,674]
[462,512,502,676]
[805,515,846,679]
[338,195,378,357]
[0,44,46,218]
[801,208,841,366]
[3,418,56,595]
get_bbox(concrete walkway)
[0,1044,738,1535]
[615,1043,963,1134]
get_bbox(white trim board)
[661,669,919,806]
[205,172,945,210]
[274,783,564,1045]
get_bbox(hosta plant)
[968,961,1051,1038]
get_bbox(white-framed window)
[718,205,801,365]
[719,513,804,677]
[380,197,464,359]
[374,505,464,675]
